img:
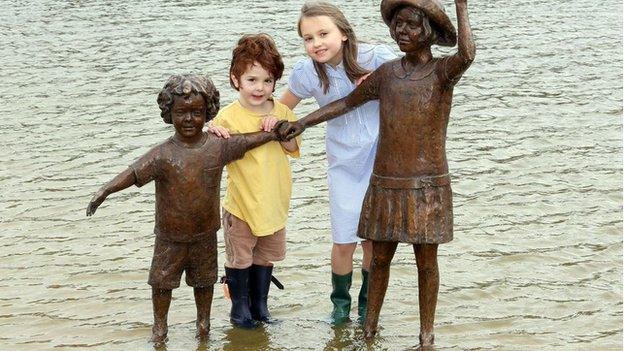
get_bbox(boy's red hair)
[229,34,284,91]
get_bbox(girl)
[209,34,300,328]
[280,1,396,325]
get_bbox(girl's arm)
[443,0,476,83]
[86,168,137,216]
[279,90,302,110]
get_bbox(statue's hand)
[86,189,107,216]
[275,121,305,141]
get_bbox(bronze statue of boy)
[86,74,283,344]
[278,0,475,347]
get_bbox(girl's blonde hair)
[297,1,369,94]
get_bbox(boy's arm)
[86,168,136,216]
[441,0,476,85]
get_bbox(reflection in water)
[223,326,271,351]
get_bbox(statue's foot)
[418,333,435,349]
[363,327,377,340]
[150,323,168,345]
[196,320,210,340]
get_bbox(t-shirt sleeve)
[287,60,315,99]
[129,145,160,187]
[211,111,234,130]
[373,44,398,69]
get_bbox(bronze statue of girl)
[278,0,475,347]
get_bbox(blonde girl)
[280,1,395,325]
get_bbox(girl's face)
[391,7,428,52]
[299,15,347,66]
[231,62,275,112]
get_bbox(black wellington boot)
[225,267,258,329]
[249,264,277,323]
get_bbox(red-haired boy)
[208,34,300,328]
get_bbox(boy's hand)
[261,115,280,132]
[207,123,230,139]
[86,189,107,216]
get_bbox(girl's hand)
[207,123,230,138]
[261,115,279,132]
[355,72,372,86]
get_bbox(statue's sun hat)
[380,0,457,47]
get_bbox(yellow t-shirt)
[212,99,300,236]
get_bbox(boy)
[86,74,284,344]
[208,34,300,328]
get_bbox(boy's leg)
[151,288,172,343]
[185,235,218,338]
[148,238,185,344]
[250,228,286,323]
[193,286,213,339]
[222,210,258,328]
[414,244,439,347]
[364,240,398,339]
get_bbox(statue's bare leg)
[194,286,213,340]
[414,244,439,347]
[151,288,172,344]
[363,241,398,339]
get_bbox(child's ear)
[231,74,239,90]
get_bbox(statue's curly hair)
[157,74,220,124]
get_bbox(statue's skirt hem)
[357,180,453,244]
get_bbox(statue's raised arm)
[442,0,476,84]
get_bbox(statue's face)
[390,7,429,52]
[171,93,206,140]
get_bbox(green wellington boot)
[330,272,352,325]
[357,269,369,324]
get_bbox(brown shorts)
[148,235,218,290]
[222,210,286,269]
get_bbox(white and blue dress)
[287,44,396,244]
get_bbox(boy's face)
[171,93,206,140]
[231,62,275,110]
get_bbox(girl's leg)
[151,288,172,344]
[413,244,439,347]
[364,241,398,339]
[331,243,357,274]
[193,286,214,339]
[330,243,357,324]
[357,240,373,323]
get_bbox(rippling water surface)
[0,1,621,350]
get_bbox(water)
[0,0,621,350]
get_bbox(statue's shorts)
[222,210,286,269]
[358,173,453,244]
[148,234,218,290]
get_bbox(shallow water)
[0,0,622,350]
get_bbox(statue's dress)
[356,57,456,244]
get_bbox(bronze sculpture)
[86,74,283,344]
[277,0,475,347]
